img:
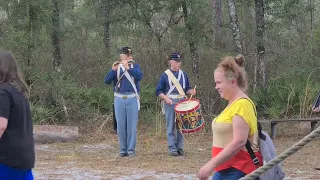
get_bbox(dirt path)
[33,130,320,180]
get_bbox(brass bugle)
[113,60,134,66]
[113,59,121,66]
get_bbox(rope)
[240,125,320,180]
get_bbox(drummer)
[155,52,196,156]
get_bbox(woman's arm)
[0,117,8,138]
[0,91,10,138]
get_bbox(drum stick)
[188,85,197,103]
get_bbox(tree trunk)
[101,0,111,57]
[181,0,199,80]
[27,5,32,68]
[52,0,62,72]
[309,0,314,58]
[211,0,223,49]
[255,0,266,88]
[25,3,34,85]
[227,0,243,54]
[51,0,67,118]
[33,125,78,143]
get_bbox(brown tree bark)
[255,0,266,88]
[211,0,223,49]
[101,0,111,57]
[25,3,35,85]
[182,0,199,80]
[52,0,62,72]
[227,0,243,54]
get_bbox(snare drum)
[174,98,204,134]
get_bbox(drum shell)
[174,98,204,134]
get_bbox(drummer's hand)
[197,162,214,180]
[165,98,173,105]
[312,107,320,113]
[187,89,196,96]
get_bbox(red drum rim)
[181,121,205,134]
[174,98,200,113]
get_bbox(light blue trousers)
[164,98,185,153]
[114,94,139,155]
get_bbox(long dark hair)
[0,51,30,98]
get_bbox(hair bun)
[234,54,244,67]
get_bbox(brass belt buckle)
[122,95,128,99]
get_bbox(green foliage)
[29,71,115,124]
[140,83,157,109]
[30,103,54,124]
[28,70,159,124]
[251,70,320,118]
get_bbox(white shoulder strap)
[123,67,140,111]
[166,79,175,96]
[117,65,121,81]
[123,71,138,95]
[167,70,179,95]
[117,64,140,110]
[179,70,185,89]
[165,69,185,96]
[117,65,126,88]
[117,63,134,81]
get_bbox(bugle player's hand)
[112,62,119,71]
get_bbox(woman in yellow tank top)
[197,55,262,180]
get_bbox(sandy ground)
[32,125,320,180]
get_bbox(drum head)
[174,98,200,113]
